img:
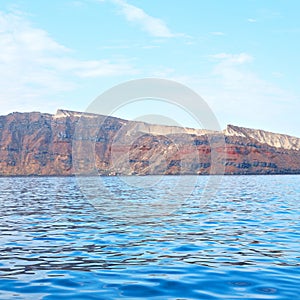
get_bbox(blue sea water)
[0,175,299,299]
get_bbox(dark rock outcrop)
[0,109,300,176]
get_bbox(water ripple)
[0,175,299,299]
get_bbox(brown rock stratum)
[1,109,300,176]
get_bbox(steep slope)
[0,109,300,176]
[225,124,300,151]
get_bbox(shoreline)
[1,172,300,178]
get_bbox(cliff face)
[0,111,74,175]
[0,109,300,176]
[224,124,300,151]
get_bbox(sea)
[0,175,299,299]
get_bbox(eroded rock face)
[0,111,74,175]
[224,124,300,151]
[0,109,300,176]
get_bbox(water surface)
[0,175,299,299]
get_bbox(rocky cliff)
[224,124,300,151]
[0,109,300,176]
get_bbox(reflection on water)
[0,175,299,299]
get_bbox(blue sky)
[0,0,299,136]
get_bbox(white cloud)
[210,31,225,36]
[206,53,298,134]
[35,56,137,78]
[210,53,253,65]
[142,45,160,49]
[70,1,86,7]
[109,0,178,38]
[163,52,298,135]
[98,43,160,50]
[0,10,138,114]
[247,18,257,23]
[99,44,130,50]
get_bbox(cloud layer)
[109,0,178,38]
[0,10,137,113]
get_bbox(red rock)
[0,109,300,176]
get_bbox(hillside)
[0,109,300,176]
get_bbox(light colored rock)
[224,124,300,150]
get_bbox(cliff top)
[1,109,299,151]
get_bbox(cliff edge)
[0,109,299,176]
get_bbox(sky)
[0,0,299,136]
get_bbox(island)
[1,109,300,176]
